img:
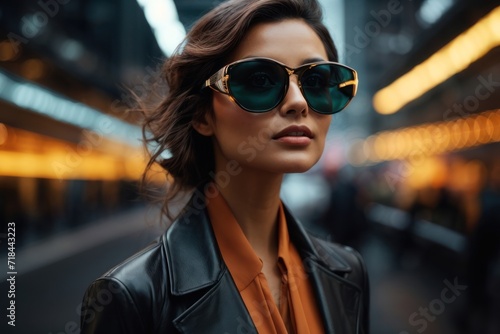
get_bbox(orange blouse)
[206,189,324,333]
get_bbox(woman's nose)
[279,77,308,116]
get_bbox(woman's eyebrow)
[301,57,326,64]
[234,56,328,67]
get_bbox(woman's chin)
[283,165,315,174]
[269,160,317,174]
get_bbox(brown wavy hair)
[142,0,339,220]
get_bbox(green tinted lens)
[227,60,288,112]
[301,64,355,114]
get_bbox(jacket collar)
[163,192,352,296]
[282,203,352,272]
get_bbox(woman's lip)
[272,125,313,140]
[274,136,312,146]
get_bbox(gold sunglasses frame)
[203,57,358,113]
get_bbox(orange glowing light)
[374,7,500,114]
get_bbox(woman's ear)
[192,113,215,137]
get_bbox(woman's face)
[200,19,332,175]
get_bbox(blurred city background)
[0,0,499,333]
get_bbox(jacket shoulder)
[102,238,167,287]
[81,238,170,333]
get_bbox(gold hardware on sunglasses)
[205,69,230,94]
[338,71,359,96]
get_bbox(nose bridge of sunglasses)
[285,67,294,76]
[284,67,301,87]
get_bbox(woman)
[80,0,368,333]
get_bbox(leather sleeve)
[80,278,147,334]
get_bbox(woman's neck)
[214,170,283,256]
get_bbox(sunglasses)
[203,57,358,114]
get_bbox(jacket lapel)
[172,273,257,334]
[163,199,257,334]
[284,205,364,334]
[307,260,363,334]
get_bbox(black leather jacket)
[80,196,369,333]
